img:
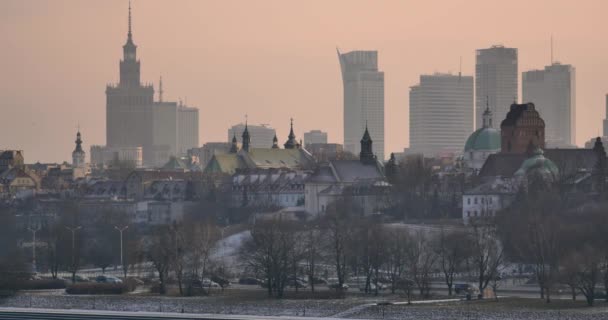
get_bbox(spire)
[272,134,279,149]
[360,123,375,164]
[230,133,239,153]
[159,76,164,102]
[284,118,298,149]
[483,96,493,128]
[242,120,251,152]
[128,0,133,41]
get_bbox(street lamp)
[114,225,129,279]
[65,226,82,283]
[27,225,41,273]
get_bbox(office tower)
[605,95,608,138]
[304,130,328,147]
[177,105,199,155]
[523,63,576,147]
[227,124,276,149]
[476,45,518,129]
[338,50,385,160]
[409,73,474,157]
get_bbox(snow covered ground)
[1,294,607,319]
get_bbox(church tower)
[284,119,298,149]
[242,122,251,152]
[72,130,86,169]
[360,124,376,165]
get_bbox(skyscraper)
[604,95,608,138]
[409,73,474,156]
[476,45,518,128]
[338,50,385,160]
[523,63,576,147]
[105,3,199,167]
[106,2,154,161]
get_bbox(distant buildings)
[303,130,328,147]
[523,63,576,147]
[104,3,199,167]
[227,123,276,149]
[188,142,232,169]
[0,150,24,173]
[409,73,474,157]
[90,145,143,168]
[476,45,518,129]
[338,50,385,160]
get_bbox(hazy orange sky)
[2,0,608,163]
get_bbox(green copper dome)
[515,148,559,180]
[464,127,501,152]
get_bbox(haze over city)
[3,0,608,162]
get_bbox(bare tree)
[146,226,174,295]
[469,221,503,299]
[385,229,410,294]
[434,228,473,296]
[406,231,436,298]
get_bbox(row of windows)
[466,197,493,205]
[466,209,494,217]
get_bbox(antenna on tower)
[458,56,462,80]
[550,34,554,65]
[159,76,163,103]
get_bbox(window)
[467,198,471,205]
[474,198,478,204]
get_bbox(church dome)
[464,127,501,152]
[515,147,559,181]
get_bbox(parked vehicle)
[239,277,262,285]
[211,275,230,287]
[287,279,307,288]
[95,275,123,284]
[327,282,349,290]
[201,278,220,288]
[454,283,478,295]
[74,275,90,282]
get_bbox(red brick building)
[500,103,545,154]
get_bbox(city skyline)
[3,0,608,162]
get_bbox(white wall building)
[522,63,576,148]
[462,177,517,225]
[476,45,518,129]
[177,105,199,156]
[409,73,474,157]
[338,50,385,160]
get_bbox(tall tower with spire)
[359,124,376,165]
[106,0,155,164]
[72,129,86,169]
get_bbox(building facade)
[338,50,385,160]
[304,130,328,147]
[476,45,518,129]
[177,106,199,156]
[409,73,474,157]
[522,63,576,147]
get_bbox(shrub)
[65,283,127,295]
[0,279,66,291]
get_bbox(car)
[74,275,90,282]
[95,275,123,284]
[211,275,230,288]
[287,279,307,288]
[239,277,262,285]
[310,277,328,285]
[454,283,478,295]
[327,282,349,290]
[201,278,220,288]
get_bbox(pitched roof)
[329,160,384,183]
[243,148,315,169]
[479,148,600,178]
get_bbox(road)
[0,308,340,320]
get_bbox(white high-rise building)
[338,50,385,160]
[228,124,276,149]
[522,63,576,147]
[177,106,200,155]
[304,130,328,147]
[476,45,518,129]
[409,73,474,157]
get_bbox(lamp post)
[28,226,41,273]
[65,226,82,283]
[114,225,129,279]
